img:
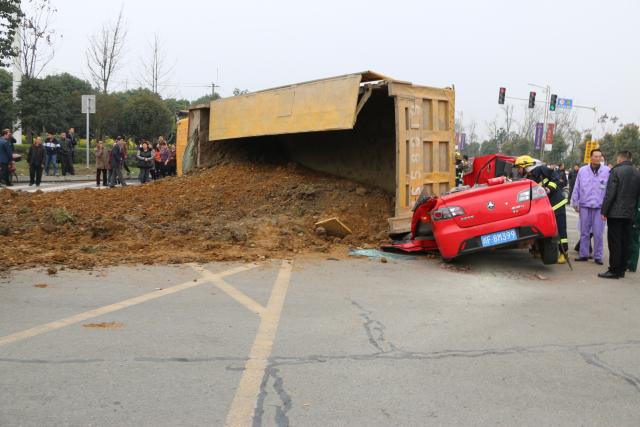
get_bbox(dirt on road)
[0,162,394,270]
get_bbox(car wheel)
[538,237,558,265]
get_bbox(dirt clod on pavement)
[0,162,394,270]
[82,322,124,329]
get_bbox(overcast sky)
[38,0,639,139]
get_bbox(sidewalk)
[14,174,95,183]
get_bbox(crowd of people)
[41,128,79,177]
[0,128,178,189]
[566,149,640,277]
[98,135,177,188]
[515,151,640,277]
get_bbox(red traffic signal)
[528,91,536,108]
[498,87,506,104]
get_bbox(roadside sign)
[534,123,544,151]
[81,94,96,169]
[556,98,573,109]
[583,141,600,164]
[81,95,96,114]
[544,123,555,152]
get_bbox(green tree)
[502,135,531,156]
[48,73,93,134]
[164,97,190,115]
[121,89,173,140]
[0,0,22,67]
[0,68,16,129]
[614,124,640,160]
[17,76,65,141]
[599,124,640,165]
[192,92,220,105]
[480,139,499,155]
[93,92,125,141]
[547,133,568,165]
[462,142,480,157]
[16,73,93,142]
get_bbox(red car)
[387,154,559,264]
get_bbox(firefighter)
[515,155,569,264]
[455,152,463,186]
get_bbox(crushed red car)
[385,154,559,264]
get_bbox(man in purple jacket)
[571,148,610,264]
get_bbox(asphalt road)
[1,210,639,426]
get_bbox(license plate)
[480,229,518,247]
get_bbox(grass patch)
[48,208,76,225]
[17,206,31,215]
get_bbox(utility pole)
[12,27,22,144]
[529,83,550,161]
[211,83,220,99]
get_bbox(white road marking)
[0,264,257,348]
[191,265,266,316]
[224,260,293,427]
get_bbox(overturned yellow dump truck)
[178,71,455,232]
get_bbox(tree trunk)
[25,127,33,145]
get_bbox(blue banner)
[534,123,544,151]
[460,133,466,150]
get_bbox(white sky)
[37,0,640,139]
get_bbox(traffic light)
[549,94,557,111]
[528,91,536,108]
[498,87,506,104]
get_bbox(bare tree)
[485,116,500,142]
[19,0,58,78]
[517,105,541,141]
[86,7,126,93]
[454,110,464,135]
[466,120,478,145]
[553,109,578,139]
[139,33,172,94]
[499,104,515,152]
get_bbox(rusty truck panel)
[176,118,188,176]
[191,71,455,233]
[388,82,455,232]
[209,71,389,141]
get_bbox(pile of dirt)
[0,162,394,270]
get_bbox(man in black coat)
[27,136,46,187]
[108,137,127,188]
[58,132,75,176]
[568,164,580,200]
[599,151,640,279]
[68,127,77,162]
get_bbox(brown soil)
[0,162,394,270]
